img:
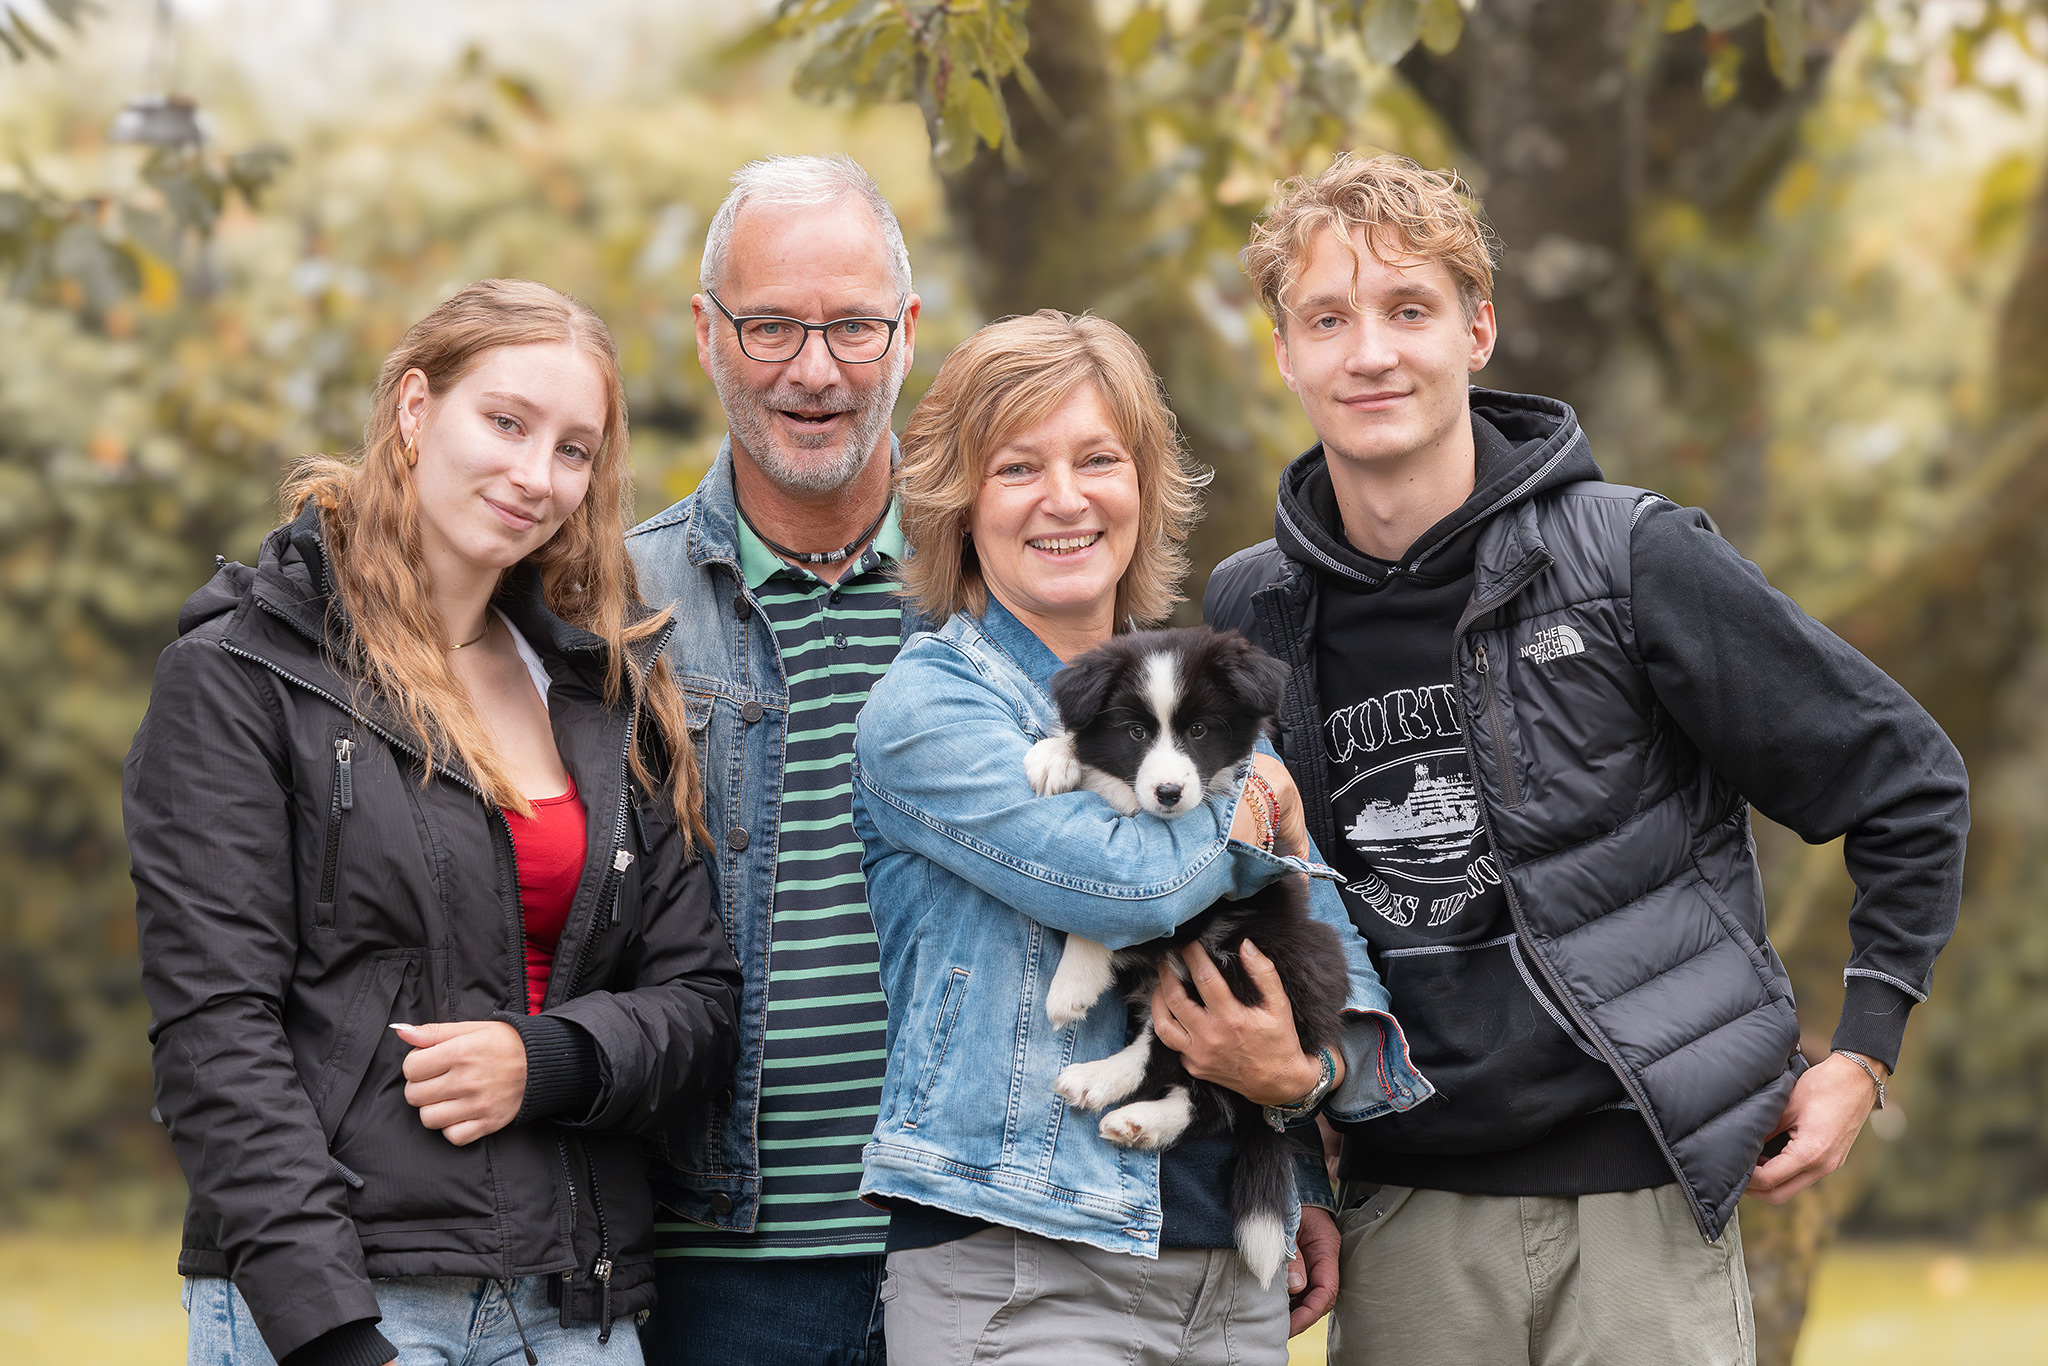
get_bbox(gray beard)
[709,345,904,495]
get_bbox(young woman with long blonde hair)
[127,279,740,1366]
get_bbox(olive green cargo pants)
[1326,1182,1754,1366]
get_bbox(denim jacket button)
[732,595,751,620]
[709,1192,734,1216]
[740,700,764,724]
[727,828,750,851]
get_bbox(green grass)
[2,1235,2038,1364]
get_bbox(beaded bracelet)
[1243,772,1278,852]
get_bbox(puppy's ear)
[1214,634,1290,721]
[1050,650,1125,728]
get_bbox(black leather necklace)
[737,498,892,566]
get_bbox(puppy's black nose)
[1154,783,1184,807]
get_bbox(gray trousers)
[882,1226,1289,1365]
[1327,1183,1755,1366]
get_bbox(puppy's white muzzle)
[1135,740,1204,819]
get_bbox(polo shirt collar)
[735,498,904,590]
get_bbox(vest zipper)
[1473,643,1522,807]
[1453,604,1694,1226]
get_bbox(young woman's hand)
[394,1020,527,1146]
[1150,939,1344,1107]
[1229,752,1310,857]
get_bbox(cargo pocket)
[308,950,418,1142]
[904,968,970,1131]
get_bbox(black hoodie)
[1207,389,1967,1197]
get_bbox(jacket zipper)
[1451,579,1698,1229]
[556,1137,579,1329]
[318,729,355,906]
[576,1135,616,1341]
[1472,643,1523,807]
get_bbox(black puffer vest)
[1216,480,1802,1241]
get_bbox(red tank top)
[503,776,588,1014]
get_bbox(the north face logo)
[1519,625,1587,664]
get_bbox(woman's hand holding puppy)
[1231,753,1309,856]
[1151,940,1346,1107]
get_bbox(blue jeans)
[184,1275,645,1366]
[638,1255,886,1366]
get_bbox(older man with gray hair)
[629,154,922,1365]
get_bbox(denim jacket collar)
[972,596,1067,696]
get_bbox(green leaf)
[1694,0,1761,31]
[1117,4,1164,70]
[963,76,1005,149]
[1764,0,1805,86]
[1359,0,1424,67]
[1701,41,1743,106]
[931,91,980,173]
[1419,0,1463,56]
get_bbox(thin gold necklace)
[447,618,491,651]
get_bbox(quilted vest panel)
[1460,482,1802,1241]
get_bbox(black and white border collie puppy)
[1024,626,1348,1288]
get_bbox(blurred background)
[1,0,2045,1361]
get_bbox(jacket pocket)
[313,727,356,930]
[308,950,417,1142]
[903,968,970,1131]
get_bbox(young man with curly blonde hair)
[1205,152,1969,1364]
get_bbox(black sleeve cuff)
[281,1318,396,1366]
[504,1011,603,1123]
[1831,974,1919,1073]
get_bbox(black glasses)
[706,290,905,364]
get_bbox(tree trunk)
[936,0,1277,611]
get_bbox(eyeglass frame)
[705,289,908,365]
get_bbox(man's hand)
[395,1020,527,1146]
[1287,1205,1341,1337]
[1746,1050,1888,1204]
[1150,940,1344,1107]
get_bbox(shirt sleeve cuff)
[280,1318,396,1366]
[1831,973,1920,1073]
[503,1011,603,1123]
[1290,1126,1335,1210]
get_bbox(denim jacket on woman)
[850,598,1429,1258]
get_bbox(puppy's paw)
[1044,974,1101,1030]
[1098,1089,1194,1151]
[1025,734,1081,797]
[1055,1051,1149,1112]
[1044,936,1114,1028]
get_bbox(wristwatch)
[1263,1046,1337,1131]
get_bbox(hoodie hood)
[1274,388,1602,589]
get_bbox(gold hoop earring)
[402,432,418,466]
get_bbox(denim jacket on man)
[625,438,935,1234]
[850,597,1429,1258]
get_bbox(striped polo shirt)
[654,505,905,1259]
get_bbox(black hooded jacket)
[1206,389,1968,1217]
[126,510,742,1365]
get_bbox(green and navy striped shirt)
[654,505,905,1259]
